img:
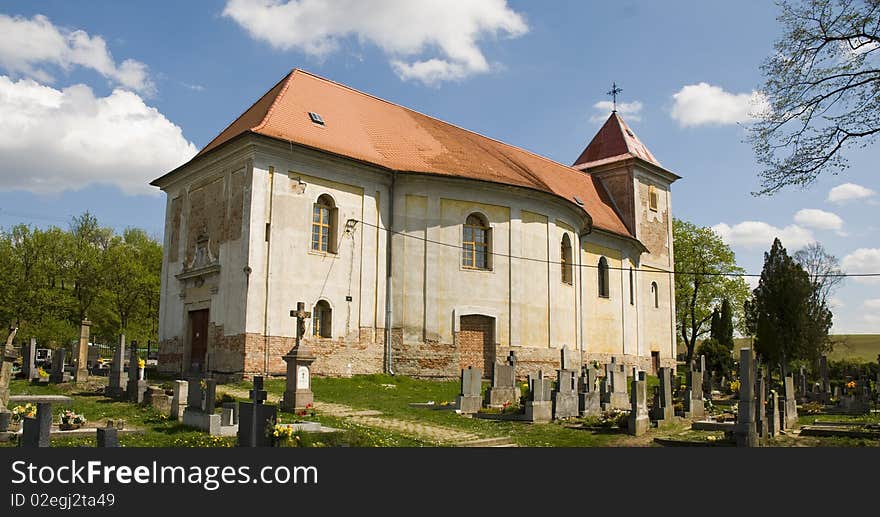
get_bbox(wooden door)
[459,315,494,378]
[189,309,209,373]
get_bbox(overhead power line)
[351,218,880,279]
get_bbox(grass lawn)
[233,374,647,447]
[7,373,876,448]
[731,334,880,362]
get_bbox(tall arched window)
[561,234,573,285]
[311,194,338,253]
[651,281,659,308]
[598,256,609,298]
[313,300,332,338]
[462,213,490,270]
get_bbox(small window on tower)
[648,186,659,212]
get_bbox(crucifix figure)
[607,82,623,112]
[289,302,311,350]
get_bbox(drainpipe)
[263,166,275,376]
[384,175,395,375]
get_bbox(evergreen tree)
[746,238,833,374]
[717,298,735,350]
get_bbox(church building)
[151,69,679,380]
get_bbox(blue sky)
[0,1,877,333]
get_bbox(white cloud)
[591,100,643,122]
[829,297,845,310]
[841,248,880,284]
[0,76,196,196]
[827,182,876,203]
[864,299,880,311]
[670,82,769,127]
[222,0,528,85]
[793,208,844,233]
[0,14,153,94]
[711,221,814,250]
[744,275,760,291]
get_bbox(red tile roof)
[162,69,640,239]
[573,112,660,168]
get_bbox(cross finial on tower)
[607,82,622,112]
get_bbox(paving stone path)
[218,387,485,445]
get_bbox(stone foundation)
[160,327,675,381]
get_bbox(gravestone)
[734,348,759,447]
[578,363,602,417]
[819,355,830,401]
[21,402,52,448]
[171,380,188,422]
[560,345,578,371]
[456,366,483,414]
[525,371,553,422]
[628,370,649,436]
[50,348,68,384]
[552,367,579,419]
[21,338,36,381]
[126,341,146,403]
[183,378,235,436]
[281,302,317,412]
[684,355,705,418]
[796,366,807,398]
[96,426,119,448]
[783,374,798,429]
[143,386,172,414]
[106,335,127,398]
[651,366,675,425]
[603,357,629,410]
[238,376,277,447]
[74,319,91,382]
[0,327,19,413]
[485,352,518,407]
[755,366,767,438]
[222,402,239,426]
[767,391,779,438]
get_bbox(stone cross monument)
[281,302,316,412]
[0,327,19,413]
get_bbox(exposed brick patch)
[458,315,495,374]
[158,337,182,375]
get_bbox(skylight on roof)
[308,112,325,125]
[625,129,634,137]
[573,196,584,206]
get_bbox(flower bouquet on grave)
[10,403,37,428]
[137,358,146,380]
[34,367,50,384]
[59,409,86,431]
[296,403,316,418]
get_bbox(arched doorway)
[458,315,495,377]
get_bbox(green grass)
[732,334,880,362]
[232,374,632,447]
[3,379,233,447]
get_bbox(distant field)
[729,335,880,362]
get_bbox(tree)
[697,338,735,379]
[749,0,880,195]
[673,219,751,365]
[746,238,833,374]
[100,228,162,341]
[793,241,844,306]
[65,213,112,324]
[708,299,735,349]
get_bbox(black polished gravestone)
[96,426,119,448]
[21,402,52,448]
[237,376,277,447]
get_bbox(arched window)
[313,300,332,338]
[462,213,490,270]
[598,256,609,298]
[311,194,338,253]
[561,234,573,285]
[651,281,659,308]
